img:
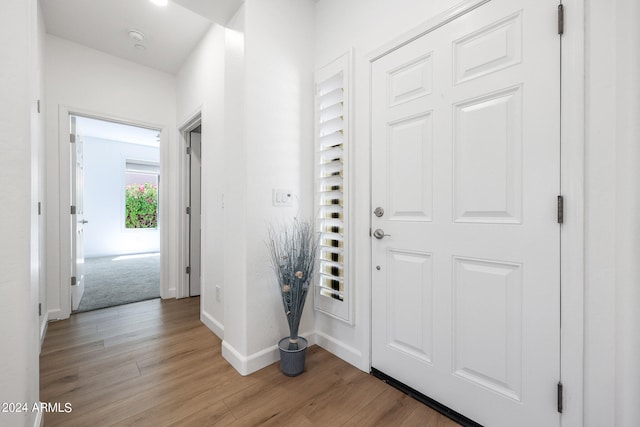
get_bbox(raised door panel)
[453,257,523,401]
[453,86,522,223]
[385,249,434,364]
[388,113,433,221]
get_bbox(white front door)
[371,1,561,426]
[70,115,86,311]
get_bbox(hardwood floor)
[40,297,460,426]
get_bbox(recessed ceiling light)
[149,0,168,6]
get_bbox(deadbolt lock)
[374,207,384,217]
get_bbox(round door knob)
[373,229,390,240]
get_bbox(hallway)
[40,297,460,426]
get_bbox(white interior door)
[189,128,202,297]
[70,115,86,311]
[371,1,561,426]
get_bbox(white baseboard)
[39,311,49,351]
[200,310,223,340]
[314,330,367,372]
[221,340,251,375]
[46,308,66,321]
[222,331,317,376]
[163,287,176,299]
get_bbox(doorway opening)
[70,114,162,312]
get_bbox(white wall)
[241,0,316,368]
[45,35,177,319]
[176,23,227,337]
[612,2,640,424]
[584,1,640,426]
[0,0,45,426]
[222,12,249,360]
[83,137,160,257]
[195,0,317,375]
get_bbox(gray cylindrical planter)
[278,337,308,376]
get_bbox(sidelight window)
[314,52,353,323]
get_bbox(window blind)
[314,52,352,323]
[126,160,160,174]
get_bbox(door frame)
[69,115,85,311]
[177,109,202,299]
[56,105,170,317]
[364,1,585,426]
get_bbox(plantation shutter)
[314,52,352,323]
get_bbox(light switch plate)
[272,189,293,207]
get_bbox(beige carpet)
[75,253,160,312]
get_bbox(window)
[125,160,159,229]
[314,52,352,323]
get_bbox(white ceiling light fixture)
[149,0,168,6]
[128,29,145,43]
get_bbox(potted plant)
[267,218,319,376]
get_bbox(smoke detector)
[128,29,145,43]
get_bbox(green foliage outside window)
[125,183,158,229]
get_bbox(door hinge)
[71,205,77,215]
[38,202,42,215]
[71,276,77,286]
[557,195,564,224]
[37,99,41,114]
[186,206,191,215]
[557,381,564,413]
[558,4,564,35]
[38,303,42,316]
[70,133,76,144]
[186,146,191,155]
[186,266,191,275]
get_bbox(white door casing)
[371,1,561,426]
[70,115,85,311]
[189,129,202,297]
[54,106,170,320]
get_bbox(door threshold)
[370,368,483,427]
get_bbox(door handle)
[80,219,89,224]
[373,228,390,240]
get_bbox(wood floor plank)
[113,387,230,427]
[165,401,237,427]
[302,364,389,425]
[400,404,462,427]
[40,297,460,427]
[343,387,420,426]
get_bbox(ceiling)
[40,0,244,74]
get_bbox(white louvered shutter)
[314,52,352,323]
